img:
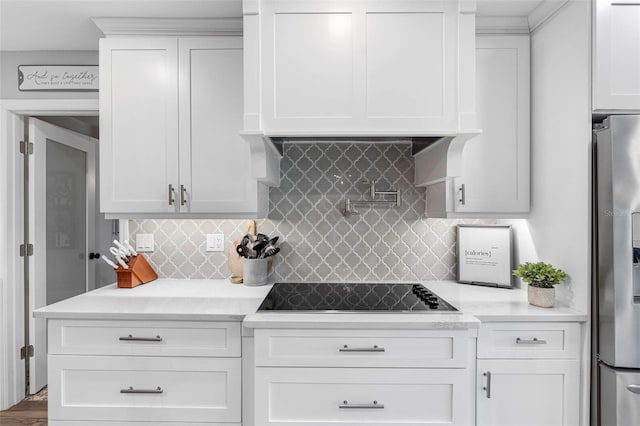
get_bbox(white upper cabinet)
[99,32,269,218]
[593,0,640,112]
[244,0,477,135]
[418,34,530,217]
[454,35,530,215]
[99,37,179,214]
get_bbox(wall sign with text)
[456,225,514,288]
[18,65,98,91]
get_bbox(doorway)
[25,117,115,394]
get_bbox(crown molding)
[92,17,243,37]
[476,16,530,34]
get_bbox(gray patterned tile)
[129,143,495,281]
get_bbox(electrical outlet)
[135,234,154,252]
[206,234,225,252]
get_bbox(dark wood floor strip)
[0,400,47,426]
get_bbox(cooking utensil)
[124,241,138,256]
[112,240,131,256]
[256,233,269,243]
[263,247,280,258]
[110,246,129,261]
[251,241,267,258]
[115,255,129,269]
[236,244,247,258]
[101,255,118,269]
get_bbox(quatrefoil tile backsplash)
[129,142,492,281]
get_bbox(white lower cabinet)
[476,359,579,426]
[253,328,475,426]
[47,319,242,425]
[476,322,581,426]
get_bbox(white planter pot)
[528,285,555,308]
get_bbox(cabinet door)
[179,37,265,215]
[477,359,579,426]
[594,0,640,111]
[454,35,529,214]
[261,0,459,132]
[99,38,179,214]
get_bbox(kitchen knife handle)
[180,185,187,206]
[119,334,162,342]
[168,184,176,206]
[483,371,492,399]
[516,337,547,345]
[339,400,384,409]
[339,345,385,352]
[120,386,163,394]
[627,384,640,394]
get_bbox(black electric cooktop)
[256,282,458,312]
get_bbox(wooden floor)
[0,400,47,426]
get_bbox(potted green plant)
[512,262,569,308]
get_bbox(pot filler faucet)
[343,179,401,216]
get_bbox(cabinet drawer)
[255,367,471,426]
[477,322,580,359]
[48,320,240,357]
[254,329,469,368]
[48,355,240,423]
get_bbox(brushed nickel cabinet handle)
[459,184,466,205]
[168,184,176,206]
[483,371,492,398]
[627,384,640,394]
[120,386,163,394]
[339,345,385,352]
[180,185,187,206]
[339,400,384,409]
[516,337,547,345]
[119,335,162,342]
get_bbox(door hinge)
[19,141,33,155]
[20,345,34,359]
[19,243,34,257]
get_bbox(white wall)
[506,0,591,314]
[0,51,98,99]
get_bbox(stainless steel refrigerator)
[594,115,640,426]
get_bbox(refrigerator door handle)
[627,384,640,394]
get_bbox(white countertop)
[425,281,587,322]
[34,279,587,325]
[34,279,272,321]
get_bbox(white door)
[27,118,100,394]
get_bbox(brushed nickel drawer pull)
[339,400,384,409]
[339,345,385,352]
[516,337,547,345]
[483,372,492,399]
[119,335,163,342]
[120,386,163,394]
[627,384,640,394]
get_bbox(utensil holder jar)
[243,258,268,286]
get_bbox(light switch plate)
[206,234,224,252]
[135,234,154,252]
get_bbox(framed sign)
[456,224,514,288]
[18,65,98,91]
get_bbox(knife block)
[116,254,158,288]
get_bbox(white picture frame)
[456,224,514,288]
